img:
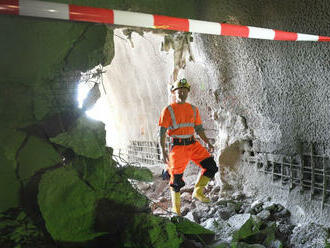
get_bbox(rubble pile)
[135,166,330,248]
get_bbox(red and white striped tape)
[1,0,330,42]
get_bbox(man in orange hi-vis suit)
[158,78,218,216]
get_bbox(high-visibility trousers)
[168,141,210,185]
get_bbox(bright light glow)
[77,81,93,108]
[77,80,108,124]
[86,97,108,123]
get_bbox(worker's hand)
[161,150,169,164]
[207,143,214,153]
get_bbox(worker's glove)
[161,169,170,181]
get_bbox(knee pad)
[170,174,185,192]
[200,157,218,178]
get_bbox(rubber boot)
[171,188,181,216]
[192,174,211,203]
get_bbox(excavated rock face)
[200,0,330,153]
[197,0,330,226]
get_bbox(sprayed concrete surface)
[99,0,330,230]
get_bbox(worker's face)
[174,87,189,103]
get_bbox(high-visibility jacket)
[158,102,202,138]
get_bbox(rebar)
[241,141,330,209]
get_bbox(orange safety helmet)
[171,78,191,92]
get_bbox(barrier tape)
[1,0,330,42]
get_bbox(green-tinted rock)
[0,126,26,161]
[66,25,113,72]
[232,215,263,242]
[0,81,35,128]
[73,156,149,209]
[172,216,215,244]
[0,16,86,84]
[38,165,104,242]
[33,79,80,121]
[50,116,106,159]
[1,15,114,121]
[18,136,61,181]
[0,150,20,212]
[261,222,276,247]
[120,166,153,182]
[124,214,182,248]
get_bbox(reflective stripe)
[167,104,196,130]
[167,105,178,129]
[170,134,193,138]
[168,123,194,130]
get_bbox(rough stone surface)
[38,165,101,242]
[18,136,62,181]
[290,223,328,248]
[257,210,271,221]
[227,214,252,231]
[50,116,106,159]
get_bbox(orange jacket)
[159,102,202,138]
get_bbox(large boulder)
[50,116,106,159]
[18,136,62,181]
[72,155,149,208]
[38,165,104,242]
[38,153,151,244]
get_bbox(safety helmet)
[171,78,191,92]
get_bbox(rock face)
[201,1,330,152]
[0,1,210,247]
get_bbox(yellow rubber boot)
[192,175,211,203]
[171,189,181,216]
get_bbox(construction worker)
[158,78,218,215]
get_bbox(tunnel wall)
[200,0,330,154]
[100,0,330,225]
[198,0,330,225]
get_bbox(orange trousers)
[168,141,210,185]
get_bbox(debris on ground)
[133,165,330,248]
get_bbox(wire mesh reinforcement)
[127,140,164,165]
[125,136,211,166]
[241,141,330,209]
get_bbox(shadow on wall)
[218,141,243,194]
